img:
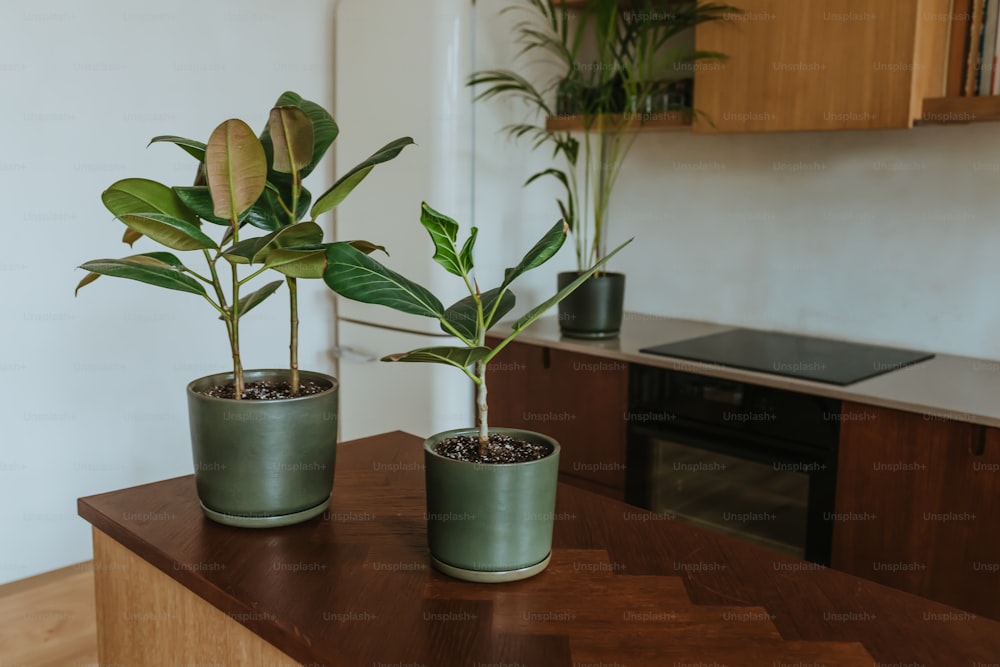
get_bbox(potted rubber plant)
[76,91,413,527]
[470,0,728,338]
[324,202,631,582]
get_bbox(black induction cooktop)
[640,329,935,386]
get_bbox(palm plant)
[77,92,411,398]
[469,0,730,271]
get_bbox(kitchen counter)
[491,313,1000,428]
[78,431,1000,666]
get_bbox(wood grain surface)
[78,431,1000,667]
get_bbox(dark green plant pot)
[424,428,560,583]
[557,271,626,339]
[187,369,339,528]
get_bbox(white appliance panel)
[333,0,475,333]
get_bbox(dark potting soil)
[434,433,551,464]
[201,380,328,400]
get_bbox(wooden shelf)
[545,112,691,133]
[920,96,1000,124]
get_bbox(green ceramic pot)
[557,271,626,339]
[424,428,560,583]
[186,369,339,528]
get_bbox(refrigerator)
[331,0,561,441]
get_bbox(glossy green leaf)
[102,179,200,243]
[206,119,267,221]
[268,106,313,174]
[458,227,478,274]
[346,240,387,256]
[116,212,218,251]
[246,189,288,231]
[311,137,414,217]
[121,228,143,246]
[77,257,206,296]
[221,280,282,321]
[173,186,229,226]
[75,252,187,294]
[512,237,632,333]
[148,135,207,162]
[501,219,567,290]
[382,346,491,371]
[418,202,471,277]
[235,221,325,265]
[223,235,271,265]
[264,247,326,279]
[442,288,515,340]
[324,242,443,318]
[269,91,338,178]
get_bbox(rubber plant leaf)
[311,137,415,217]
[115,212,218,251]
[501,219,567,290]
[265,240,385,280]
[147,135,207,162]
[77,256,206,296]
[173,186,230,226]
[223,221,323,265]
[219,280,283,321]
[324,242,444,319]
[269,91,339,178]
[74,252,187,295]
[102,178,200,246]
[418,202,472,277]
[441,288,516,340]
[512,237,632,333]
[268,106,314,174]
[205,119,268,222]
[382,346,492,372]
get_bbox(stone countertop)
[489,313,1000,429]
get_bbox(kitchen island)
[78,431,1000,666]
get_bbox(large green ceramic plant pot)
[187,369,339,528]
[424,428,560,583]
[557,271,625,339]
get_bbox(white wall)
[613,124,1000,360]
[0,0,339,584]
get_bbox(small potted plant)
[76,92,412,527]
[470,0,729,338]
[323,202,630,581]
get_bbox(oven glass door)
[642,433,810,559]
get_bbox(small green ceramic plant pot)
[424,428,560,583]
[557,271,626,339]
[187,369,339,528]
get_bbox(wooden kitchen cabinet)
[832,401,1000,619]
[694,0,951,132]
[485,338,629,499]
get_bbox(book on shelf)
[979,0,999,94]
[965,0,986,95]
[947,0,973,96]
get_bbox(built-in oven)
[626,365,841,564]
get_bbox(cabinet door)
[485,340,629,498]
[694,0,950,132]
[832,402,1000,619]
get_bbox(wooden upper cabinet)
[694,0,951,132]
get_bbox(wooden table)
[78,431,1000,666]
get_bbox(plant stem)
[476,361,488,456]
[287,276,299,396]
[230,261,244,398]
[475,288,488,456]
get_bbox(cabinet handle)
[542,347,551,370]
[971,426,987,457]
